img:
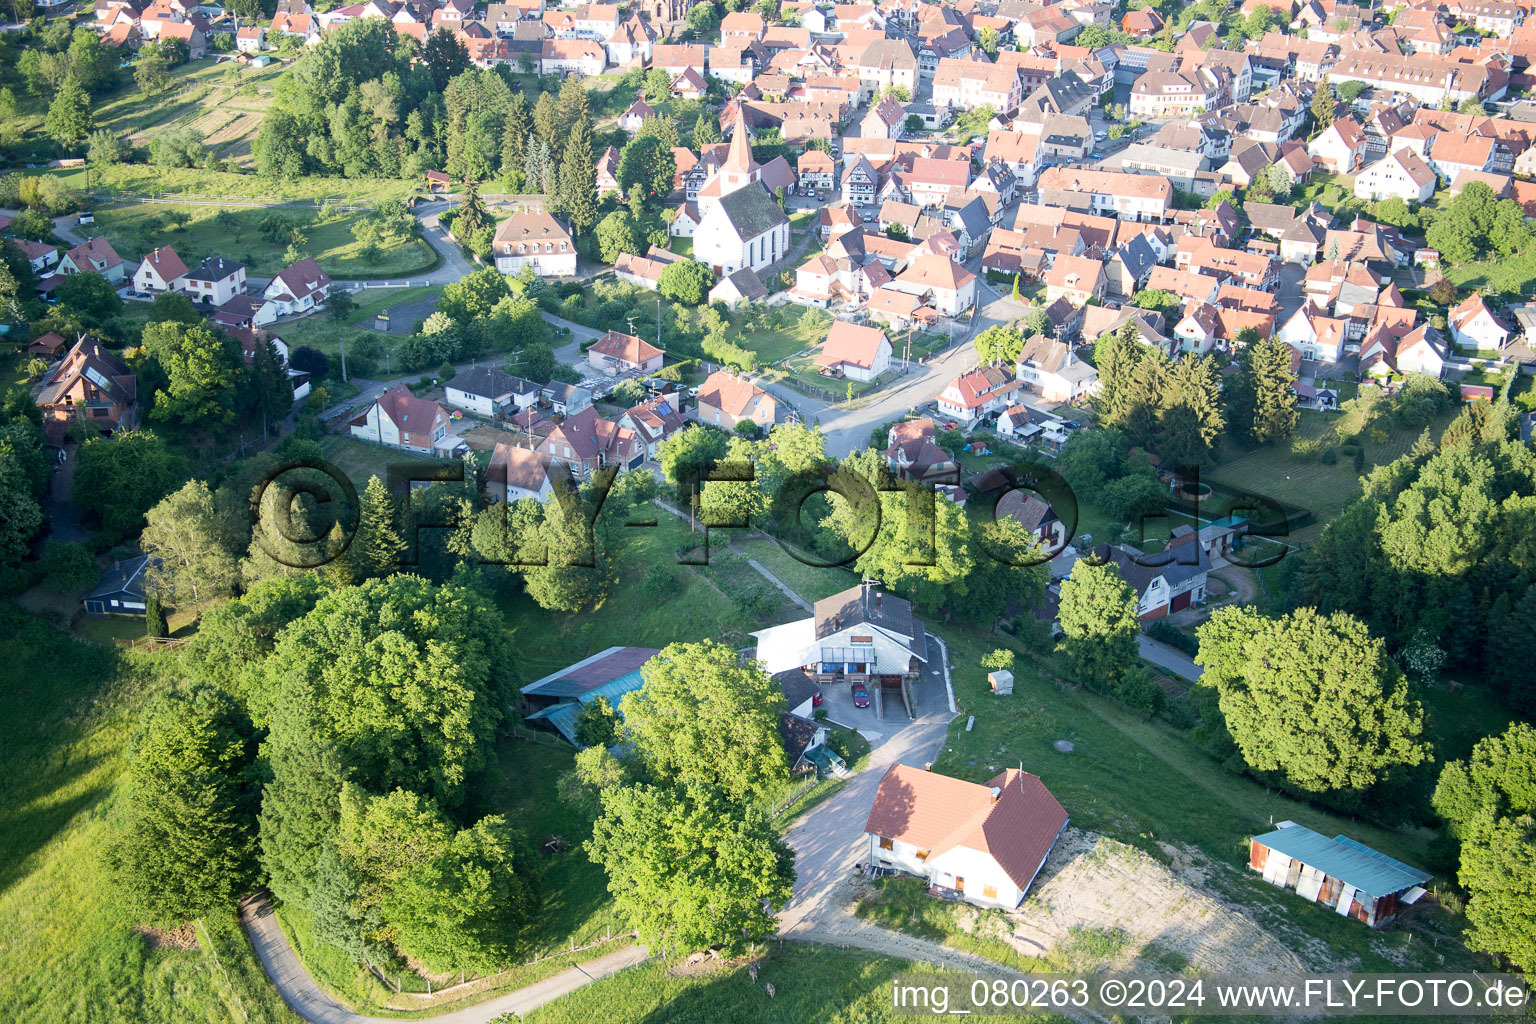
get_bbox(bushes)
[1147,620,1198,657]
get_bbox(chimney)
[923,762,933,771]
[990,786,1002,802]
[875,591,883,610]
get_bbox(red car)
[812,689,824,707]
[851,682,870,709]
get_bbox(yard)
[268,285,444,365]
[1441,253,1536,297]
[927,622,1504,977]
[318,434,441,490]
[90,203,438,279]
[1203,398,1459,545]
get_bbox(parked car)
[851,682,870,708]
[812,689,824,707]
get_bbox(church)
[692,110,792,278]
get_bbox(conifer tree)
[352,476,404,579]
[561,117,599,236]
[693,113,721,145]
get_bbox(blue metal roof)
[1253,825,1431,898]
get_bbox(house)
[26,332,67,361]
[1448,293,1513,351]
[236,24,266,51]
[520,646,661,745]
[709,267,770,308]
[1036,167,1172,223]
[842,153,879,207]
[618,393,687,458]
[1015,334,1098,403]
[493,211,578,276]
[996,487,1068,551]
[1360,323,1448,378]
[617,97,656,133]
[182,257,247,307]
[753,582,927,693]
[861,94,907,140]
[15,239,59,274]
[694,183,790,276]
[58,237,126,283]
[932,58,1023,113]
[1249,822,1430,928]
[1087,542,1210,619]
[692,370,778,430]
[815,321,892,382]
[486,442,554,501]
[445,366,540,418]
[884,417,959,484]
[132,246,189,294]
[1307,116,1367,173]
[798,149,836,192]
[34,337,137,436]
[213,292,281,331]
[541,38,607,76]
[537,405,645,477]
[854,38,919,99]
[1278,304,1347,363]
[263,257,332,315]
[889,253,977,317]
[939,365,1019,424]
[587,330,664,376]
[1353,149,1437,203]
[863,763,1068,909]
[540,380,593,417]
[82,555,154,616]
[1043,255,1106,307]
[349,383,452,455]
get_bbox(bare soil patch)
[1007,829,1316,974]
[135,922,199,951]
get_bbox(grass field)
[0,608,300,1024]
[318,435,441,489]
[266,285,444,363]
[1204,400,1458,544]
[929,622,1504,975]
[1442,253,1536,297]
[90,203,438,278]
[518,946,1044,1024]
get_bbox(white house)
[182,257,247,307]
[938,364,1019,423]
[348,383,451,454]
[133,246,189,294]
[487,442,554,502]
[864,763,1069,909]
[492,211,578,277]
[1448,293,1513,351]
[1277,304,1347,363]
[1353,149,1437,203]
[445,366,540,418]
[1306,116,1367,174]
[814,321,892,382]
[888,253,977,317]
[1015,334,1098,403]
[752,583,927,686]
[263,257,332,316]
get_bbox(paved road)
[1136,634,1202,682]
[240,894,650,1024]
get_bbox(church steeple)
[720,107,758,190]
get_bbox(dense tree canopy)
[1433,722,1536,976]
[1196,606,1429,797]
[73,430,187,539]
[108,685,260,921]
[620,640,789,802]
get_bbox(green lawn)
[0,608,300,1024]
[1204,401,1458,545]
[737,306,830,366]
[1442,253,1536,297]
[265,285,444,363]
[90,202,438,279]
[929,622,1500,975]
[520,945,1047,1024]
[29,164,416,206]
[318,435,441,490]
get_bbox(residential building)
[692,369,778,430]
[34,337,137,436]
[58,237,126,283]
[1353,149,1438,203]
[842,153,879,206]
[753,582,928,688]
[1088,541,1210,618]
[538,405,645,477]
[1043,254,1106,307]
[884,417,958,484]
[815,321,892,382]
[445,366,540,418]
[932,58,1022,112]
[1448,293,1513,350]
[1308,115,1367,173]
[798,149,835,192]
[888,252,977,316]
[540,380,593,416]
[541,38,606,75]
[182,257,247,307]
[618,393,687,458]
[587,330,664,375]
[132,246,189,294]
[938,364,1019,423]
[486,443,554,502]
[863,763,1068,909]
[263,257,332,315]
[349,383,451,454]
[1036,167,1172,222]
[492,211,578,276]
[82,554,153,616]
[1015,334,1098,403]
[1129,69,1224,119]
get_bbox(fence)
[86,190,379,211]
[376,926,638,1000]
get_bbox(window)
[916,849,929,861]
[878,837,893,851]
[983,884,998,899]
[954,875,965,891]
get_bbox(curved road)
[240,894,649,1024]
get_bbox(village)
[2,0,1536,1019]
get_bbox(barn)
[1249,822,1431,928]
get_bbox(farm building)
[520,646,661,746]
[1249,823,1431,928]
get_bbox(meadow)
[90,202,439,279]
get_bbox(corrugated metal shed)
[1251,825,1430,898]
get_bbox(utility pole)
[339,334,348,383]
